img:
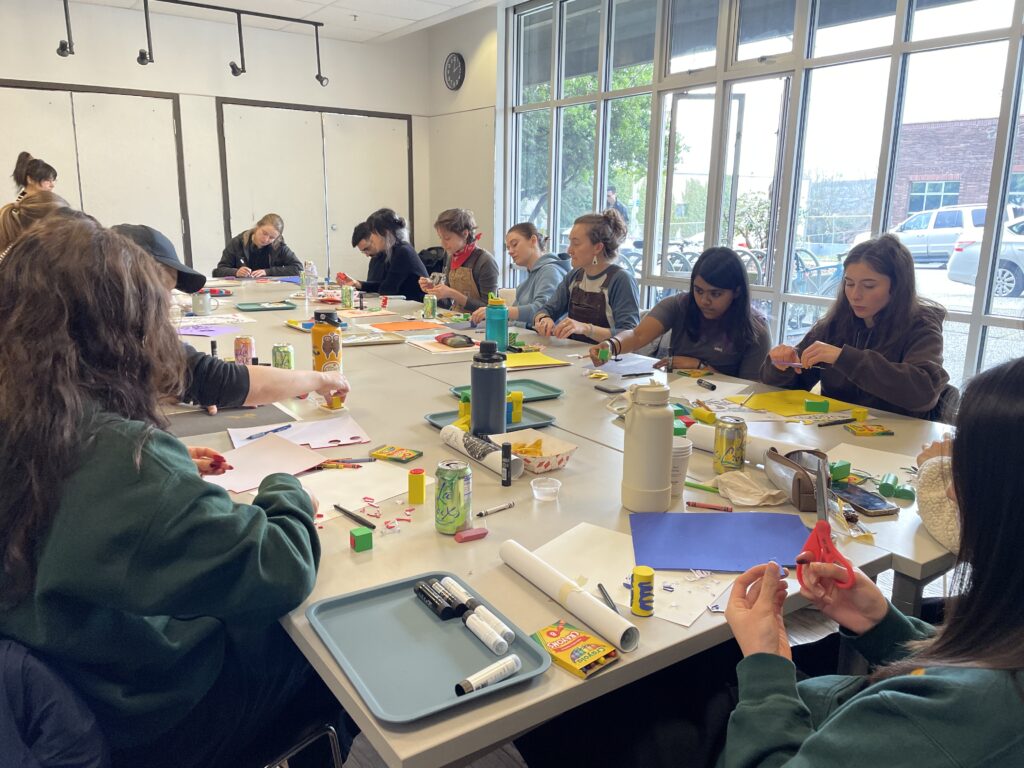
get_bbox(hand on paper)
[188,446,232,475]
[800,341,842,368]
[795,551,888,635]
[306,489,320,515]
[768,344,801,371]
[917,434,952,466]
[725,562,792,659]
[653,355,702,371]
[314,371,350,404]
[470,306,487,325]
[235,266,252,278]
[206,405,218,416]
[534,316,555,337]
[250,268,267,279]
[553,317,584,339]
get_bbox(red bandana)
[450,233,483,271]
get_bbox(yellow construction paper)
[725,389,860,417]
[505,352,571,370]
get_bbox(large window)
[509,0,1024,386]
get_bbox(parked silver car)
[947,216,1024,297]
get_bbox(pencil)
[817,417,856,428]
[333,504,376,530]
[684,480,720,494]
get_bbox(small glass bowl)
[531,477,562,501]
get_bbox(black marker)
[697,378,717,391]
[413,580,455,620]
[501,442,512,487]
[210,340,218,358]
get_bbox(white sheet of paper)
[669,377,751,401]
[584,353,660,376]
[176,313,256,326]
[299,460,436,523]
[205,434,326,493]
[828,443,917,483]
[227,413,370,449]
[533,522,737,628]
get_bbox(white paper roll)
[440,425,525,479]
[499,539,640,653]
[685,423,812,464]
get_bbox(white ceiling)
[70,0,497,43]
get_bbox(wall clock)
[444,52,466,91]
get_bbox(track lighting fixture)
[137,0,154,65]
[229,12,246,76]
[314,27,328,87]
[56,0,75,57]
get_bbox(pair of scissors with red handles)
[796,459,856,590]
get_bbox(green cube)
[805,399,830,412]
[349,526,373,552]
[829,460,852,482]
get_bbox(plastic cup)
[531,477,562,501]
[670,437,693,497]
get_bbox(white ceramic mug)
[191,291,220,316]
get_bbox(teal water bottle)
[485,293,509,349]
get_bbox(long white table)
[175,283,950,767]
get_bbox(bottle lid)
[313,310,341,326]
[630,382,669,405]
[487,292,506,306]
[474,339,506,363]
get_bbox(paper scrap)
[205,434,326,493]
[370,320,447,332]
[176,324,237,337]
[227,413,371,449]
[300,460,435,522]
[583,353,660,376]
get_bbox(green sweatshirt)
[719,605,1024,766]
[0,413,320,749]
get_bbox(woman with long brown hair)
[212,212,302,277]
[762,233,950,418]
[0,216,354,767]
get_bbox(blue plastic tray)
[306,571,550,723]
[424,406,555,431]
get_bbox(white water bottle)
[621,382,674,512]
[303,260,318,302]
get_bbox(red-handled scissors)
[796,460,856,590]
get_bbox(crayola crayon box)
[532,620,619,679]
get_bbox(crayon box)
[531,620,619,679]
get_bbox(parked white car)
[948,216,1024,297]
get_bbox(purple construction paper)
[177,325,237,337]
[629,512,811,571]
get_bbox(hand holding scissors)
[796,460,856,591]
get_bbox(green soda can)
[435,460,472,534]
[340,285,354,309]
[271,343,295,370]
[422,293,438,319]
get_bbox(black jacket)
[359,241,428,301]
[212,232,303,277]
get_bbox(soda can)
[422,293,438,319]
[233,335,255,365]
[435,460,472,535]
[380,295,389,310]
[340,285,354,309]
[630,565,655,617]
[713,415,747,474]
[271,343,295,370]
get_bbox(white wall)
[0,0,502,275]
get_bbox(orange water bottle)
[312,310,343,407]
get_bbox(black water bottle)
[470,340,507,436]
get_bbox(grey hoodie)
[513,252,571,328]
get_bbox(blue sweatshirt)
[513,253,571,328]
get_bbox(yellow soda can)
[630,566,655,617]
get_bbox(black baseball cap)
[113,223,207,294]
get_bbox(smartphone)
[595,383,626,394]
[832,481,899,517]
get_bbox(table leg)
[891,572,924,617]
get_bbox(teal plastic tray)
[236,300,297,312]
[306,572,550,723]
[449,379,564,403]
[424,406,555,431]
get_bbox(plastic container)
[484,293,509,349]
[621,382,674,512]
[304,260,319,303]
[670,437,693,497]
[470,340,507,436]
[531,477,562,501]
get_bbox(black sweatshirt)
[212,232,303,277]
[182,343,250,408]
[359,241,428,301]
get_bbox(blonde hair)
[247,213,285,250]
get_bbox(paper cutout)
[227,413,371,449]
[205,434,325,493]
[176,324,237,337]
[300,460,435,522]
[583,353,660,376]
[370,320,447,332]
[505,352,571,370]
[533,522,737,628]
[724,390,859,417]
[629,512,812,571]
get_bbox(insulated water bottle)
[484,293,509,349]
[621,382,674,512]
[470,340,507,436]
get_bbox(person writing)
[212,213,302,277]
[589,246,771,378]
[337,209,427,301]
[418,208,498,312]
[761,234,950,418]
[115,224,349,414]
[11,151,57,203]
[0,216,356,768]
[469,222,569,329]
[532,209,640,344]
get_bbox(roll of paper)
[440,425,525,479]
[499,539,639,653]
[686,422,813,464]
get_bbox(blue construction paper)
[629,512,811,571]
[275,276,303,284]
